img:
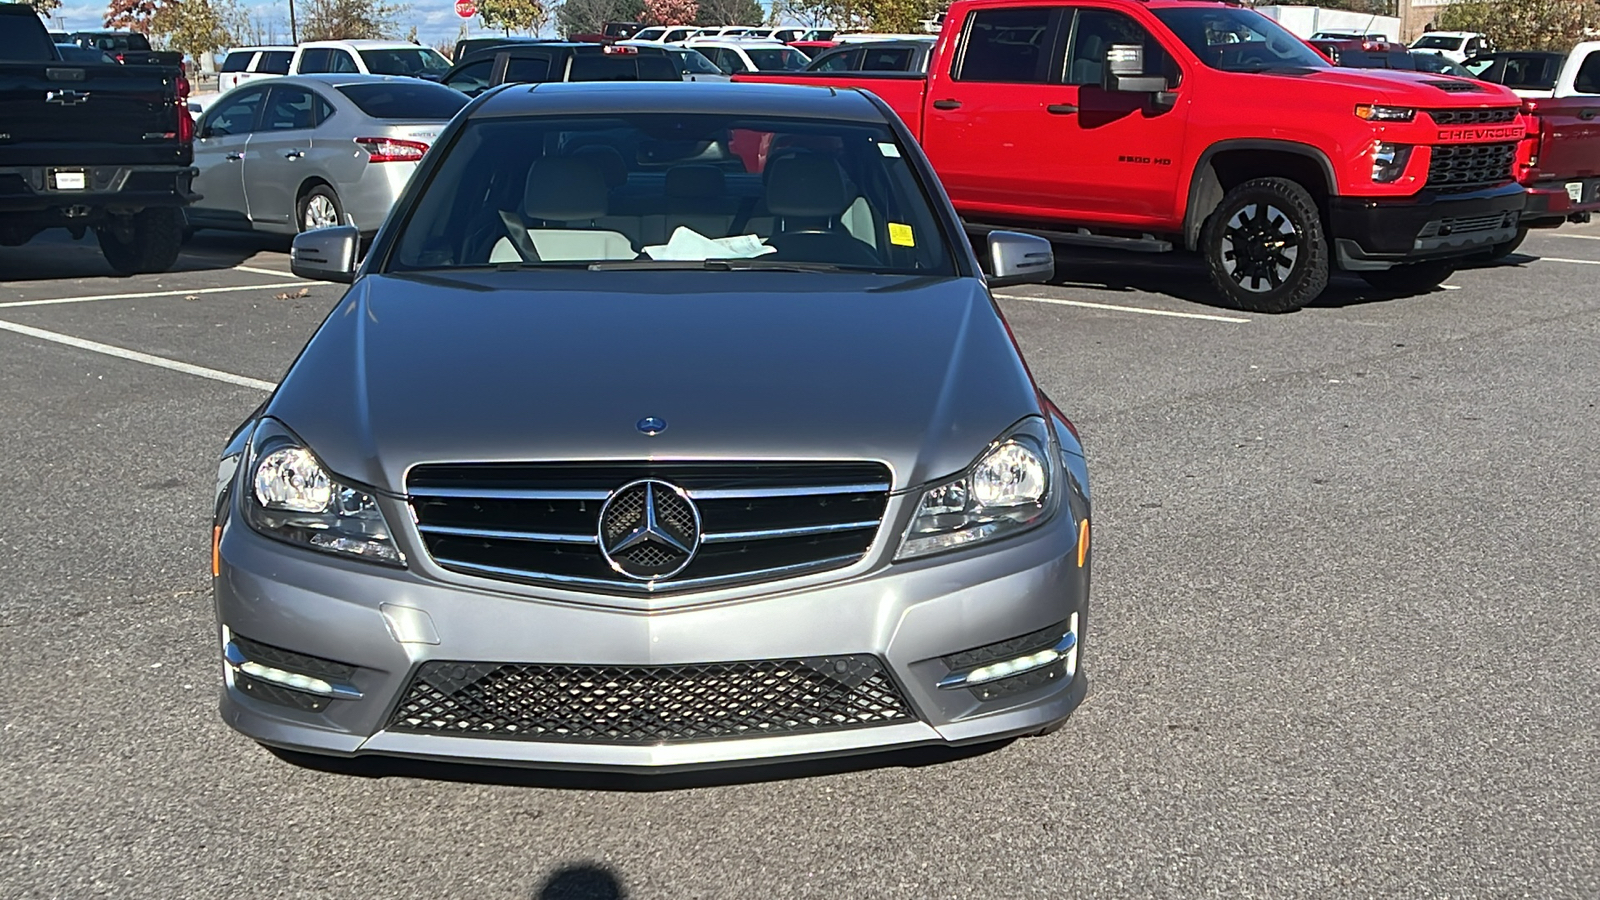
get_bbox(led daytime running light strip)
[938,614,1079,690]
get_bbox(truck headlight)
[243,420,404,566]
[897,419,1054,560]
[1355,104,1416,122]
[1372,142,1413,182]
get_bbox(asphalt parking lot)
[3,224,1598,899]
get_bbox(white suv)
[289,40,451,78]
[217,46,295,91]
[690,39,811,74]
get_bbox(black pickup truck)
[0,5,197,274]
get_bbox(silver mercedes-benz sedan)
[213,82,1091,773]
[187,75,467,237]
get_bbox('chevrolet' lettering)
[1437,126,1523,141]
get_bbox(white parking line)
[0,318,276,391]
[1552,233,1600,241]
[1537,256,1600,266]
[235,265,300,278]
[0,281,305,309]
[994,292,1251,323]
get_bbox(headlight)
[897,419,1054,560]
[242,420,404,566]
[1372,142,1413,182]
[1355,104,1415,122]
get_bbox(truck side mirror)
[1103,43,1167,93]
[986,231,1054,288]
[291,224,360,283]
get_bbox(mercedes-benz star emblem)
[597,480,701,581]
[637,416,667,436]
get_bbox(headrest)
[523,158,608,222]
[665,165,725,200]
[764,155,850,218]
[569,145,628,189]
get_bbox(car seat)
[762,155,880,266]
[490,157,636,262]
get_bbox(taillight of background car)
[355,137,429,163]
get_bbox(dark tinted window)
[205,89,265,136]
[1153,7,1328,72]
[220,51,254,72]
[359,47,450,75]
[861,47,914,71]
[263,85,319,130]
[1501,54,1560,89]
[0,15,56,60]
[504,56,553,82]
[746,48,808,71]
[330,49,360,73]
[568,53,679,81]
[1576,50,1600,94]
[810,48,862,71]
[675,49,722,75]
[445,59,493,95]
[259,50,293,74]
[955,8,1054,83]
[336,82,469,119]
[81,32,149,51]
[1066,10,1173,84]
[298,48,332,72]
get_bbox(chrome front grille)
[407,462,892,593]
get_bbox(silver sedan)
[187,75,467,237]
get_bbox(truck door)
[1048,6,1190,226]
[918,5,1072,220]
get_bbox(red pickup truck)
[740,0,1528,312]
[1499,97,1600,259]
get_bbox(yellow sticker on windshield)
[889,223,915,247]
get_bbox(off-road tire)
[96,208,184,275]
[297,184,344,233]
[1358,259,1457,294]
[1200,176,1329,314]
[1469,226,1528,263]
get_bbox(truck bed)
[734,71,928,135]
[1520,95,1600,218]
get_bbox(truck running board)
[964,222,1173,253]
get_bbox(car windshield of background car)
[337,83,469,119]
[387,113,955,275]
[745,47,809,70]
[676,49,724,75]
[1412,34,1465,51]
[1154,8,1330,72]
[360,48,451,76]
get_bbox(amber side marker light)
[1077,518,1090,568]
[211,525,222,577]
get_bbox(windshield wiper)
[587,259,849,273]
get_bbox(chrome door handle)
[283,149,305,159]
[225,152,244,161]
[1046,104,1079,115]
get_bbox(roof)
[299,40,433,50]
[472,81,889,124]
[279,73,448,88]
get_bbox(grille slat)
[1426,107,1518,125]
[388,656,915,744]
[1426,141,1517,192]
[408,461,891,593]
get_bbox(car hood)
[265,271,1042,495]
[1294,66,1519,105]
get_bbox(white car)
[288,40,451,78]
[690,39,811,74]
[631,25,698,44]
[216,46,295,92]
[1410,31,1490,65]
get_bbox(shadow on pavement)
[0,228,291,282]
[264,738,1013,791]
[535,864,627,900]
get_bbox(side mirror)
[291,224,360,283]
[986,231,1054,288]
[1103,43,1168,93]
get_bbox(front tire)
[96,208,184,275]
[1358,259,1456,294]
[1200,177,1329,314]
[297,185,344,233]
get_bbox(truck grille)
[1426,142,1517,192]
[1427,108,1518,125]
[407,461,891,593]
[388,656,916,744]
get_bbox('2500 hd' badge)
[1436,126,1524,142]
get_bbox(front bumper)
[0,165,198,218]
[1522,177,1600,225]
[214,488,1091,772]
[1329,182,1527,271]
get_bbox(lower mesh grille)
[1427,142,1517,192]
[388,656,916,744]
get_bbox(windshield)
[746,47,809,71]
[388,113,954,276]
[1411,53,1469,76]
[1153,8,1330,72]
[1412,34,1465,50]
[674,48,724,75]
[359,47,451,76]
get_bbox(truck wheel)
[96,208,184,275]
[298,185,343,233]
[1201,177,1329,314]
[1358,260,1456,294]
[1468,227,1527,263]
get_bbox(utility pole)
[289,0,298,43]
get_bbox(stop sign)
[454,0,475,17]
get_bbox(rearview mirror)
[986,231,1054,288]
[291,224,360,283]
[1104,43,1167,93]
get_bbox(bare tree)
[298,0,407,40]
[1439,0,1599,51]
